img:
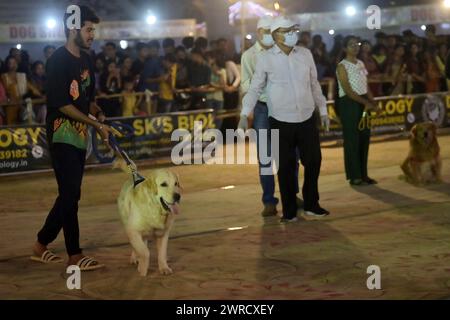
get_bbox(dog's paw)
[159,266,173,275]
[138,265,148,277]
[130,252,138,265]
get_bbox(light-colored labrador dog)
[117,163,181,277]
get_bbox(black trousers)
[270,114,322,219]
[37,143,86,256]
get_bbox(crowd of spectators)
[0,23,449,126]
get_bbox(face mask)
[282,31,298,47]
[260,34,274,47]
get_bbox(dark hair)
[162,38,175,48]
[343,35,358,49]
[63,5,99,38]
[182,36,194,49]
[122,76,135,84]
[105,42,116,49]
[372,44,387,55]
[175,45,186,54]
[9,48,20,56]
[32,60,44,72]
[194,37,208,50]
[4,56,17,70]
[43,45,56,53]
[162,53,177,64]
[136,42,148,52]
[148,39,160,49]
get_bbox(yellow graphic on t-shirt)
[52,118,88,149]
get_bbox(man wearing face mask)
[239,16,330,222]
[240,16,302,217]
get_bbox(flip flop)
[73,256,105,271]
[30,250,64,264]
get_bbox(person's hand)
[97,112,106,123]
[238,115,248,131]
[321,115,330,132]
[364,100,376,112]
[95,122,113,150]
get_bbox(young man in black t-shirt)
[31,5,113,270]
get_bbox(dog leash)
[108,122,146,188]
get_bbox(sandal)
[73,256,105,271]
[30,250,64,264]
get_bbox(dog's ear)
[144,175,158,195]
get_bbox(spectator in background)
[43,45,56,64]
[374,32,388,47]
[194,37,208,56]
[29,61,47,123]
[311,34,325,53]
[385,44,407,95]
[423,48,442,93]
[446,50,450,90]
[0,79,6,125]
[328,34,344,74]
[162,38,176,55]
[158,54,177,113]
[120,56,133,79]
[358,40,382,97]
[104,42,120,65]
[386,35,397,57]
[182,36,194,52]
[175,46,189,89]
[223,54,241,109]
[298,31,311,48]
[371,44,388,72]
[312,44,331,82]
[138,39,162,91]
[120,77,141,117]
[0,56,41,124]
[209,40,218,52]
[437,43,448,90]
[424,24,438,49]
[405,43,425,94]
[216,38,228,54]
[188,49,211,109]
[98,60,122,117]
[94,55,105,90]
[205,51,226,122]
[131,42,149,79]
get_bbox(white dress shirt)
[240,41,268,103]
[241,45,328,123]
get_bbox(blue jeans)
[253,101,300,205]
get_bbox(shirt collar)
[273,44,299,55]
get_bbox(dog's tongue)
[169,202,180,215]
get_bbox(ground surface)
[1,134,450,300]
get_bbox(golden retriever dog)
[116,161,181,277]
[401,122,442,185]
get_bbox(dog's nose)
[174,193,181,202]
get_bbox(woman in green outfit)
[336,36,380,186]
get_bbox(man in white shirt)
[240,16,302,217]
[239,16,330,222]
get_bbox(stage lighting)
[120,40,128,50]
[329,29,335,35]
[346,6,356,16]
[444,0,450,8]
[246,34,252,40]
[146,15,157,25]
[16,44,22,50]
[420,25,426,31]
[46,18,56,29]
[274,2,280,11]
